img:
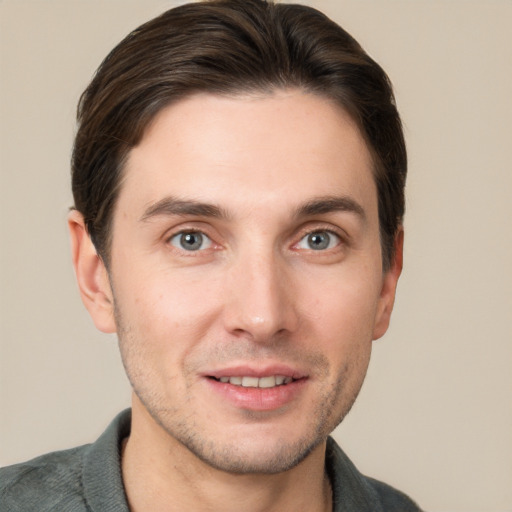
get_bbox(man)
[0,1,421,510]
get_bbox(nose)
[222,250,299,343]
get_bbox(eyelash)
[166,225,346,256]
[168,230,215,252]
[294,229,343,251]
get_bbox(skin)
[69,90,403,512]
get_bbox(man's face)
[100,91,400,473]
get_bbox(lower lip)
[205,378,307,411]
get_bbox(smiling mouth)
[210,375,297,388]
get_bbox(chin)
[175,431,326,475]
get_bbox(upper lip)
[204,364,307,380]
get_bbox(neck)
[121,397,332,512]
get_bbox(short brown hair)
[72,0,406,270]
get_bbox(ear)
[372,228,404,340]
[68,210,116,333]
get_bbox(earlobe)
[372,228,404,340]
[68,210,116,333]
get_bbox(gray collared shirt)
[0,409,421,511]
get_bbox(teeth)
[242,376,259,387]
[216,375,293,388]
[258,376,276,388]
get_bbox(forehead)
[119,90,377,221]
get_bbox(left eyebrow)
[140,196,230,222]
[294,195,367,222]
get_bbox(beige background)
[1,1,511,510]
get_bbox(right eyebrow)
[294,195,367,223]
[139,196,230,222]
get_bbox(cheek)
[114,266,224,347]
[303,267,382,345]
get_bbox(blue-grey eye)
[169,231,212,251]
[297,230,340,251]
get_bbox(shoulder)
[363,476,422,511]
[0,410,131,512]
[326,437,422,512]
[0,445,90,512]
